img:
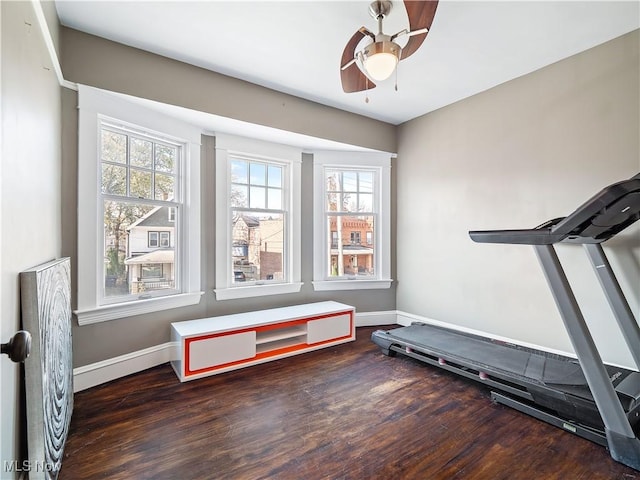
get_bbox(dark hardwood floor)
[60,326,638,480]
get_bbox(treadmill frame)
[535,242,640,469]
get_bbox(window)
[160,232,170,247]
[148,232,159,248]
[76,85,203,324]
[312,151,392,291]
[141,264,163,279]
[147,231,170,248]
[215,134,302,300]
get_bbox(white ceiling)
[55,1,639,126]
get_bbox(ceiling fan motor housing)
[369,1,393,20]
[364,40,401,62]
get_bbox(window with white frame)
[312,151,393,291]
[215,134,302,300]
[75,85,203,325]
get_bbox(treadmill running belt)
[383,324,587,387]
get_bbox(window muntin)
[100,122,181,304]
[230,158,286,285]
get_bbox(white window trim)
[75,85,203,324]
[214,134,303,300]
[312,151,393,291]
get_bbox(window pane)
[268,165,282,187]
[231,184,248,208]
[342,171,358,192]
[326,215,375,278]
[130,169,152,199]
[101,130,127,164]
[326,192,339,212]
[326,171,340,192]
[155,144,176,173]
[232,212,284,284]
[249,186,266,209]
[102,164,127,195]
[267,188,281,210]
[359,172,374,193]
[231,160,248,184]
[343,193,358,212]
[104,201,178,298]
[155,172,175,201]
[359,193,373,212]
[250,163,266,186]
[130,137,152,168]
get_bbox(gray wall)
[396,30,640,368]
[59,29,398,368]
[1,1,62,474]
[60,27,396,153]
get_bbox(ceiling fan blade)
[340,27,376,93]
[400,0,439,60]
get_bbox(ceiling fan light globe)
[363,40,400,81]
[364,52,398,81]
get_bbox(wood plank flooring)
[60,326,639,480]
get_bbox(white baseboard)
[395,310,577,359]
[73,342,179,392]
[72,310,400,391]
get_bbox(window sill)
[74,291,205,325]
[312,279,393,291]
[214,282,303,301]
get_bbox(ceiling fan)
[340,0,439,93]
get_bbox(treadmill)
[372,172,640,470]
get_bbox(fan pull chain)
[365,77,370,103]
[395,63,399,92]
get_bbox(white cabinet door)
[307,313,352,344]
[188,330,256,372]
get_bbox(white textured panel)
[188,331,256,372]
[307,313,352,344]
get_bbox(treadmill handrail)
[469,174,640,245]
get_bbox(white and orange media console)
[171,301,355,382]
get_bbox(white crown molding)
[31,0,78,91]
